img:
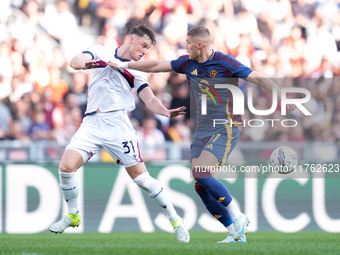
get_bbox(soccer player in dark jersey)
[109,25,296,243]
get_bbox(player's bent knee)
[192,166,212,180]
[126,163,148,179]
[59,163,77,173]
[59,149,84,173]
[59,158,81,173]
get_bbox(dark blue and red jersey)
[171,50,253,128]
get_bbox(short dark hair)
[129,24,156,45]
[187,25,210,39]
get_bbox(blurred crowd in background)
[0,0,340,161]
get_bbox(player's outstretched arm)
[245,71,296,112]
[139,87,186,117]
[70,53,99,70]
[108,60,173,73]
[245,71,280,95]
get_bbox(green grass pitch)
[0,232,339,255]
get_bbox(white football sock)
[226,223,235,235]
[59,170,79,214]
[226,200,243,219]
[133,172,179,223]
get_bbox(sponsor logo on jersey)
[191,69,198,76]
[198,79,222,107]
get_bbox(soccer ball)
[270,146,298,174]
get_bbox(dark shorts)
[191,125,240,166]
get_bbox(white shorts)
[66,110,143,167]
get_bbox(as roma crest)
[210,70,218,78]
